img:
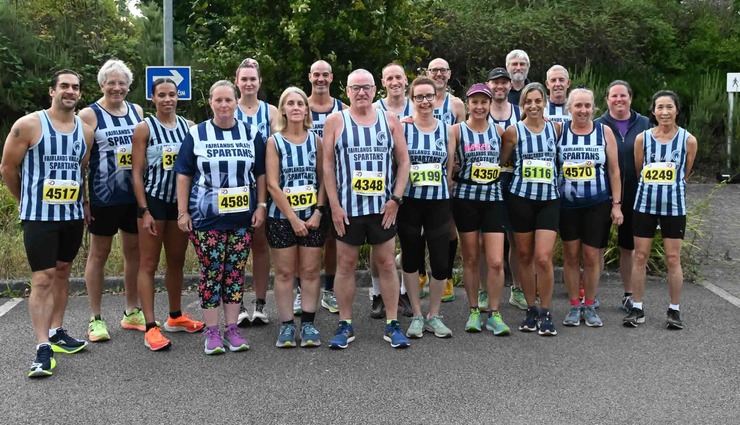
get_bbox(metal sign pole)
[729,92,734,171]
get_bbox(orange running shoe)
[164,313,206,333]
[144,327,172,351]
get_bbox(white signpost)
[727,73,740,170]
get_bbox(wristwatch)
[137,206,149,218]
[390,195,403,205]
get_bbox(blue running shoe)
[383,320,410,348]
[300,322,322,347]
[275,323,296,348]
[329,321,355,349]
[519,306,539,332]
[537,310,558,336]
[49,328,88,354]
[28,344,55,378]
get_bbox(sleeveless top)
[509,121,559,201]
[634,128,689,216]
[267,132,320,220]
[557,122,610,208]
[143,115,190,203]
[403,120,449,200]
[453,122,503,202]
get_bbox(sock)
[470,306,479,313]
[169,310,182,319]
[540,308,550,317]
[256,298,266,305]
[584,298,595,307]
[282,320,294,326]
[341,319,352,325]
[487,310,494,318]
[624,292,633,298]
[48,327,60,338]
[669,304,680,311]
[37,343,51,350]
[400,275,407,295]
[94,315,102,321]
[301,311,316,323]
[324,275,335,292]
[447,239,458,277]
[386,319,397,325]
[371,276,381,296]
[125,307,139,315]
[570,299,581,307]
[145,322,158,332]
[633,302,643,310]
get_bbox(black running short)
[334,213,396,247]
[145,193,178,221]
[632,211,686,240]
[266,217,328,249]
[22,220,84,271]
[506,194,560,233]
[559,201,612,248]
[88,203,138,236]
[452,198,505,233]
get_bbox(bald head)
[310,60,332,74]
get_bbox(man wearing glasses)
[506,49,532,105]
[322,69,411,349]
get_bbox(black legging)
[397,198,452,280]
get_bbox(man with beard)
[506,50,532,105]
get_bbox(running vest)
[488,103,522,130]
[545,100,571,124]
[433,93,456,125]
[310,98,343,138]
[88,101,141,206]
[334,110,394,217]
[453,122,503,202]
[403,120,449,200]
[509,121,559,201]
[144,115,190,203]
[634,128,689,216]
[558,122,610,208]
[377,98,413,119]
[173,120,265,230]
[267,132,320,220]
[20,111,87,221]
[235,100,271,142]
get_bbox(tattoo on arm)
[12,127,19,138]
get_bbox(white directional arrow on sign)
[153,69,184,86]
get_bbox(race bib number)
[470,161,501,184]
[218,187,250,214]
[410,163,443,187]
[162,144,180,171]
[283,184,317,211]
[117,145,133,170]
[351,171,385,196]
[642,162,676,185]
[522,159,553,183]
[42,179,80,205]
[562,161,595,181]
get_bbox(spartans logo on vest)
[257,122,268,139]
[377,131,388,146]
[308,150,317,166]
[73,140,82,156]
[435,138,445,151]
[442,112,453,125]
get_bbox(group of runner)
[1,48,697,378]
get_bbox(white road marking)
[186,300,200,309]
[703,281,740,308]
[0,298,23,318]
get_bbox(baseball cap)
[487,67,511,81]
[466,83,492,98]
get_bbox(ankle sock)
[669,304,680,311]
[633,302,643,310]
[48,327,60,338]
[570,299,581,307]
[371,276,381,296]
[169,310,182,319]
[302,312,316,323]
[145,322,157,332]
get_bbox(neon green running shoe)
[121,308,146,331]
[485,311,511,336]
[88,317,110,342]
[478,289,489,311]
[509,287,528,310]
[465,308,482,332]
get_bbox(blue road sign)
[146,66,192,100]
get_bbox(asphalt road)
[1,273,738,424]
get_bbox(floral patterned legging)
[190,227,252,309]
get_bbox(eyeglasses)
[428,68,450,74]
[239,58,260,69]
[348,85,375,93]
[412,94,436,102]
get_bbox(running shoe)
[478,289,489,311]
[620,294,634,313]
[293,289,302,315]
[537,311,558,336]
[321,290,339,314]
[441,279,455,302]
[203,326,225,355]
[485,311,510,336]
[144,326,172,351]
[623,307,645,327]
[121,308,146,331]
[276,323,297,348]
[406,316,425,338]
[419,274,428,298]
[582,306,603,327]
[300,322,321,347]
[398,293,413,318]
[425,315,452,338]
[329,321,355,349]
[465,309,482,332]
[250,299,269,325]
[164,313,205,333]
[563,306,582,327]
[519,306,539,332]
[509,287,528,310]
[28,344,56,378]
[384,320,410,348]
[666,309,683,330]
[370,294,385,319]
[49,328,88,354]
[87,317,110,342]
[223,324,250,351]
[237,304,251,327]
